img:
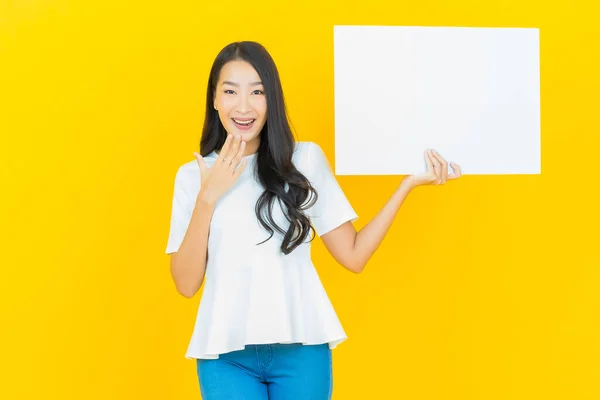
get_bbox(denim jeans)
[196,343,333,399]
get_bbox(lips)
[232,118,256,130]
[232,118,255,124]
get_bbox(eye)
[224,89,235,94]
[253,90,264,95]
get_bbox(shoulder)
[292,141,313,176]
[292,140,321,156]
[292,141,328,170]
[175,159,198,184]
[293,141,332,175]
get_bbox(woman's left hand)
[404,149,462,189]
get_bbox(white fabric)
[165,141,358,359]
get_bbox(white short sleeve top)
[165,141,358,359]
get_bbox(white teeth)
[233,119,255,125]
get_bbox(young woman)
[166,41,461,399]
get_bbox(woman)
[166,41,461,399]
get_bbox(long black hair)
[200,41,318,254]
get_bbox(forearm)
[170,194,215,298]
[351,178,416,272]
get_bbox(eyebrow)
[221,81,263,87]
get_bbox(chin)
[233,129,255,138]
[228,124,264,140]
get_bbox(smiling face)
[213,60,267,155]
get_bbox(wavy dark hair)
[199,41,318,254]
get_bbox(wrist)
[400,176,417,191]
[197,190,217,207]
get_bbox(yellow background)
[2,0,599,398]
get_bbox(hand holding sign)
[404,149,462,188]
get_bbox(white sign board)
[333,25,540,175]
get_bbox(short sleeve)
[306,142,358,236]
[165,166,193,254]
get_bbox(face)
[213,60,267,153]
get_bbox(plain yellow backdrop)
[1,0,599,399]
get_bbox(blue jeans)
[196,343,333,399]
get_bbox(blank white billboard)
[333,25,540,175]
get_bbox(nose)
[237,94,252,114]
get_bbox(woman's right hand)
[194,134,248,205]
